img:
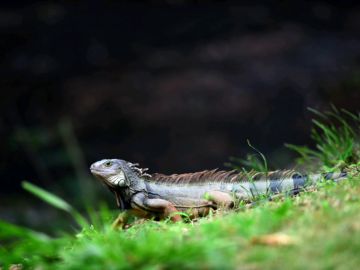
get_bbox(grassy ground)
[1,108,360,269]
[1,172,360,270]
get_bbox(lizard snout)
[90,163,96,171]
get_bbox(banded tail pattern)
[232,171,348,199]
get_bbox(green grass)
[286,106,360,171]
[1,107,360,270]
[2,175,360,270]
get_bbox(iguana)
[90,159,347,222]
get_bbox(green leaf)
[22,181,73,212]
[0,220,50,241]
[22,181,89,228]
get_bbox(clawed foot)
[111,211,154,229]
[111,212,130,229]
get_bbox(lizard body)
[90,159,347,222]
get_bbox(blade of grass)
[22,181,72,212]
[22,181,88,228]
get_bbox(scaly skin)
[90,159,347,223]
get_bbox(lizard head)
[90,158,151,188]
[90,159,130,188]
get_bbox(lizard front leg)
[131,192,182,222]
[204,191,235,209]
[111,209,155,229]
[112,211,132,229]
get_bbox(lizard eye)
[104,161,113,167]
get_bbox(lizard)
[90,158,348,223]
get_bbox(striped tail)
[236,171,348,199]
[290,171,348,194]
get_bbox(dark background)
[1,1,359,229]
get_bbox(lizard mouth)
[90,168,105,177]
[90,169,109,182]
[90,168,101,172]
[90,169,123,188]
[89,165,113,176]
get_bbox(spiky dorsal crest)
[150,169,302,184]
[127,162,151,179]
[126,161,302,184]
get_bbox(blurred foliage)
[22,181,88,228]
[12,117,101,203]
[286,106,360,172]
